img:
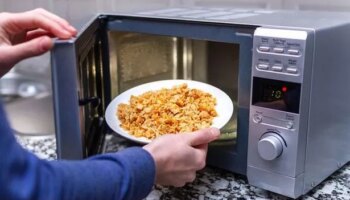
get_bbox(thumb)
[6,36,53,65]
[184,128,220,146]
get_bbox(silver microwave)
[51,7,350,198]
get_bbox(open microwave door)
[51,16,110,159]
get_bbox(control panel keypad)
[255,45,302,75]
[253,28,307,81]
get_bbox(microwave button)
[257,63,269,70]
[286,67,298,74]
[286,121,294,129]
[287,49,300,55]
[273,47,284,53]
[258,46,270,52]
[271,65,283,72]
[253,114,263,123]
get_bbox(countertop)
[17,134,350,200]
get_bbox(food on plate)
[117,83,218,139]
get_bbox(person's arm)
[0,102,155,200]
[50,148,155,200]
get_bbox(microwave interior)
[54,15,254,174]
[108,31,239,141]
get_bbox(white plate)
[105,80,234,144]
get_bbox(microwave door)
[51,17,110,160]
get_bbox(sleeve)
[0,103,156,200]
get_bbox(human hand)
[143,127,220,187]
[0,8,77,77]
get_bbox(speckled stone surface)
[17,134,350,200]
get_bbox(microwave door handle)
[79,96,101,107]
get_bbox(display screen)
[252,77,301,113]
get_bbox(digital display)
[252,77,301,113]
[262,85,286,102]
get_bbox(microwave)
[51,7,350,198]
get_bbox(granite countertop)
[17,134,350,200]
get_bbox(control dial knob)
[258,133,284,161]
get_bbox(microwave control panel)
[252,27,308,83]
[248,27,308,178]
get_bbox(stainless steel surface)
[246,13,350,198]
[129,8,350,29]
[249,106,301,176]
[248,165,305,198]
[248,26,307,198]
[303,19,350,194]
